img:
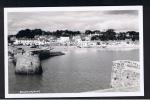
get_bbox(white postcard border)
[4,6,144,98]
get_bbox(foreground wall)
[111,60,140,88]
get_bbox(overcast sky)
[8,10,139,35]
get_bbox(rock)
[15,52,43,75]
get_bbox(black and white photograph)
[4,6,144,98]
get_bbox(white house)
[57,37,70,43]
[77,41,97,48]
[72,36,82,42]
[84,35,91,41]
[13,39,50,46]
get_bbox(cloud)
[104,10,138,15]
[7,10,139,35]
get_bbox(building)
[13,38,50,46]
[72,36,82,42]
[77,41,97,48]
[57,37,70,43]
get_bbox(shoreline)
[51,45,139,52]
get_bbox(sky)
[7,10,139,35]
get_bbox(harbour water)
[9,48,139,93]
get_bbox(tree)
[16,29,34,38]
[85,30,92,35]
[127,31,139,41]
[91,35,100,40]
[105,29,116,40]
[117,32,126,40]
[32,29,42,35]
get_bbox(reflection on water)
[9,48,139,93]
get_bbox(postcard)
[4,6,144,98]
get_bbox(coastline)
[51,44,139,52]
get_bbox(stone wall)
[15,52,43,75]
[110,60,140,88]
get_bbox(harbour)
[8,47,139,93]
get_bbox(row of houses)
[12,35,135,48]
[14,39,48,46]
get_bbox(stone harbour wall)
[15,52,43,75]
[110,60,140,88]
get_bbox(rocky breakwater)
[15,52,43,75]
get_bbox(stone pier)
[110,60,140,88]
[81,60,140,93]
[15,52,43,75]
